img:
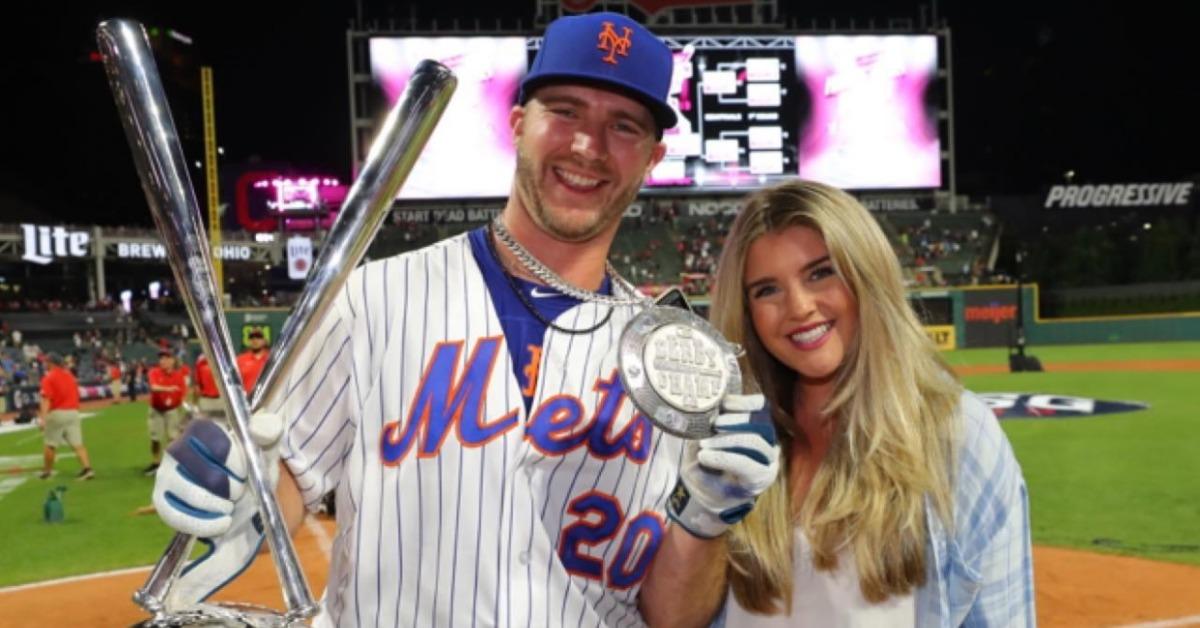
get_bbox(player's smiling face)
[511,84,665,242]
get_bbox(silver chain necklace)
[491,217,650,307]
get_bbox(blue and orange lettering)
[380,336,518,465]
[586,371,652,463]
[607,511,666,589]
[559,491,623,580]
[521,344,542,398]
[526,395,588,456]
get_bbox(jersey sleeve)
[277,261,393,510]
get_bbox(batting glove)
[166,488,269,608]
[667,393,780,539]
[152,412,283,538]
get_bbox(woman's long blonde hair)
[710,181,962,611]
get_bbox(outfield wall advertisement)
[961,288,1019,348]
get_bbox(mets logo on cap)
[597,21,633,65]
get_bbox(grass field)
[0,402,179,587]
[0,340,1197,587]
[963,364,1200,566]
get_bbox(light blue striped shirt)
[917,391,1036,627]
[717,391,1036,627]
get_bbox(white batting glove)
[667,394,780,539]
[166,490,268,609]
[152,412,283,538]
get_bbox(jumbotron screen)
[367,34,941,200]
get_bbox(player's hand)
[166,484,270,608]
[667,393,780,539]
[152,412,283,538]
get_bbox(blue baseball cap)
[520,12,677,133]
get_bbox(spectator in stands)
[143,350,188,476]
[688,180,1033,625]
[38,353,94,480]
[236,327,269,395]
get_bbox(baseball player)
[143,349,188,476]
[151,12,779,626]
[38,352,94,480]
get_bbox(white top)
[725,530,915,628]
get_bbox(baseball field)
[0,340,1198,626]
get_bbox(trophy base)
[133,602,293,627]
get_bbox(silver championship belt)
[489,221,742,441]
[617,288,742,440]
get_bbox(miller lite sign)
[21,224,91,265]
[287,235,313,280]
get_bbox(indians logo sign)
[979,393,1148,419]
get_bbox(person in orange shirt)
[193,353,224,420]
[236,328,269,396]
[143,350,189,476]
[38,353,94,480]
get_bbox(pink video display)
[794,35,941,189]
[366,34,942,199]
[369,37,526,199]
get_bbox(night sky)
[1,1,1195,226]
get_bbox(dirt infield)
[2,516,1199,627]
[0,517,336,628]
[955,358,1200,376]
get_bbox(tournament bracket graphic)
[648,40,800,190]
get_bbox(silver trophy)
[617,289,743,440]
[489,219,743,441]
[98,18,456,626]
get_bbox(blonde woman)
[705,180,1033,626]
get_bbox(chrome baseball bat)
[98,18,318,623]
[99,19,457,621]
[250,60,456,414]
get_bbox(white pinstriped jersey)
[278,233,684,627]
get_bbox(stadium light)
[167,29,193,45]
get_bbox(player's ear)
[509,104,526,143]
[643,141,667,181]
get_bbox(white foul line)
[0,564,153,594]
